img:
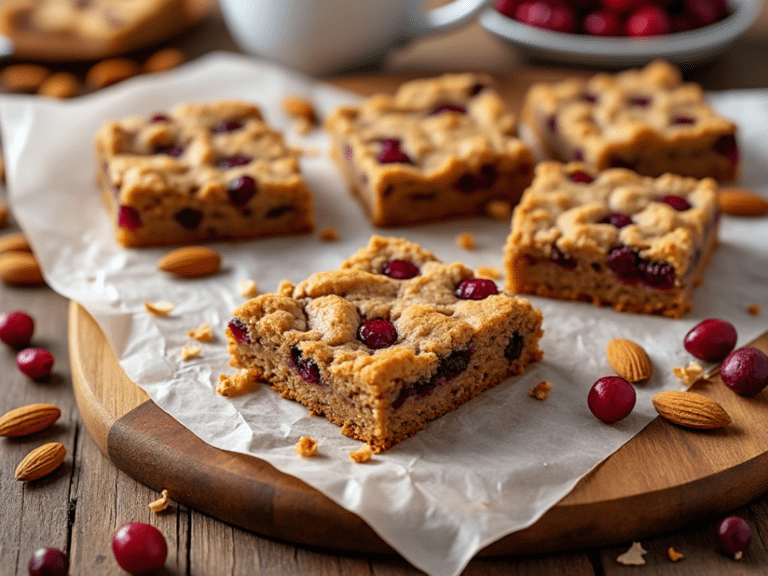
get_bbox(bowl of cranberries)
[481,0,762,66]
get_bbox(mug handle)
[405,0,489,35]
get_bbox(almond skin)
[157,246,221,278]
[14,442,66,481]
[0,232,32,254]
[0,251,45,285]
[0,403,61,437]
[606,338,653,382]
[718,188,768,217]
[652,391,731,429]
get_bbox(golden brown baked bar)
[324,74,535,227]
[521,60,739,183]
[95,100,314,248]
[504,161,720,318]
[226,236,544,452]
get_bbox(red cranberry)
[547,3,577,33]
[457,165,497,192]
[228,318,251,344]
[626,5,671,36]
[218,154,252,169]
[600,0,643,11]
[714,134,739,165]
[717,515,752,557]
[118,206,143,230]
[112,522,168,575]
[550,246,577,270]
[588,376,636,424]
[290,346,321,384]
[494,0,519,18]
[547,114,558,133]
[17,347,55,380]
[173,208,203,230]
[515,1,552,28]
[377,139,411,164]
[569,170,593,183]
[607,246,641,283]
[0,311,35,347]
[213,120,243,132]
[720,347,768,396]
[684,318,737,362]
[227,175,257,206]
[685,0,725,26]
[433,348,472,386]
[358,319,398,349]
[455,278,499,300]
[150,113,168,123]
[600,213,633,228]
[609,157,637,170]
[638,259,675,290]
[659,195,692,211]
[28,547,69,576]
[573,148,585,161]
[670,14,696,32]
[382,259,419,279]
[582,9,622,36]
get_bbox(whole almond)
[38,71,79,99]
[718,188,768,217]
[0,251,45,285]
[0,232,31,255]
[1,64,51,92]
[0,403,61,437]
[14,442,66,481]
[86,58,141,90]
[651,391,731,429]
[144,48,186,74]
[606,338,653,382]
[157,246,221,278]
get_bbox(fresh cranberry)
[569,170,593,183]
[717,515,752,557]
[158,145,183,158]
[582,9,622,36]
[515,1,576,33]
[150,113,168,123]
[684,318,737,361]
[227,175,257,206]
[720,348,768,396]
[600,0,644,11]
[548,3,577,32]
[638,259,675,290]
[607,246,641,283]
[0,311,35,347]
[494,0,519,18]
[686,0,725,26]
[430,103,466,115]
[112,522,168,575]
[626,5,671,36]
[714,134,739,165]
[358,319,398,349]
[28,547,69,576]
[290,346,321,384]
[382,259,419,279]
[455,278,499,300]
[17,348,54,380]
[670,14,696,32]
[550,246,577,270]
[228,318,251,344]
[629,96,651,107]
[673,115,696,125]
[173,208,203,230]
[600,213,633,228]
[118,206,143,230]
[218,154,252,169]
[377,139,411,164]
[659,195,692,211]
[588,376,636,424]
[504,332,523,360]
[213,120,243,132]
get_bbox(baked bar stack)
[325,73,535,226]
[226,236,544,452]
[521,60,739,182]
[504,161,720,318]
[95,100,314,247]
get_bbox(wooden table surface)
[2,5,768,575]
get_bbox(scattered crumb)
[735,551,743,560]
[148,489,170,512]
[486,200,512,221]
[673,361,705,387]
[528,381,553,400]
[238,279,259,298]
[180,344,202,361]
[476,266,500,280]
[283,95,317,124]
[145,301,174,316]
[617,542,647,566]
[348,443,373,463]
[187,322,214,342]
[667,547,684,562]
[0,203,9,228]
[319,227,339,242]
[216,370,259,398]
[455,232,476,251]
[295,436,318,457]
[747,304,761,316]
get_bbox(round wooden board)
[69,301,768,555]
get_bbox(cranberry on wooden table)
[28,547,69,576]
[0,310,35,347]
[717,515,752,557]
[720,347,768,395]
[588,376,636,423]
[17,347,55,380]
[112,522,168,575]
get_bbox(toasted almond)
[1,64,51,92]
[0,403,61,437]
[85,58,141,90]
[14,442,66,481]
[157,246,221,278]
[148,489,170,512]
[144,48,185,74]
[651,391,731,429]
[0,251,45,285]
[0,232,31,254]
[37,71,79,99]
[456,232,476,251]
[283,95,317,123]
[606,338,653,382]
[718,188,768,217]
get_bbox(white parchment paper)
[2,53,767,576]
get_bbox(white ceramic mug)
[219,0,489,75]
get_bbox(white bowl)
[479,0,763,67]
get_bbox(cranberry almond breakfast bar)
[504,161,720,318]
[521,60,739,182]
[95,100,314,247]
[226,236,544,452]
[325,73,535,227]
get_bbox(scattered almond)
[0,403,61,437]
[672,361,705,387]
[238,279,259,298]
[157,246,221,278]
[747,304,761,316]
[144,301,174,316]
[456,232,476,251]
[85,58,141,90]
[37,71,79,99]
[0,251,45,285]
[0,203,8,227]
[144,48,185,74]
[667,547,685,562]
[319,227,339,242]
[476,266,500,280]
[1,64,51,92]
[14,442,66,481]
[180,344,201,361]
[616,542,647,566]
[216,370,259,398]
[295,436,318,457]
[718,188,768,217]
[486,200,511,221]
[651,391,731,429]
[148,489,170,512]
[187,322,214,342]
[0,232,31,254]
[283,95,317,124]
[529,381,553,400]
[349,443,373,463]
[606,338,653,382]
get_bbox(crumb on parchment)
[180,344,202,361]
[320,227,339,242]
[667,547,684,562]
[747,304,761,316]
[456,232,476,251]
[486,200,511,221]
[295,436,318,457]
[216,370,259,398]
[349,443,373,463]
[187,322,214,342]
[239,279,259,298]
[528,381,553,400]
[145,301,173,316]
[673,361,705,387]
